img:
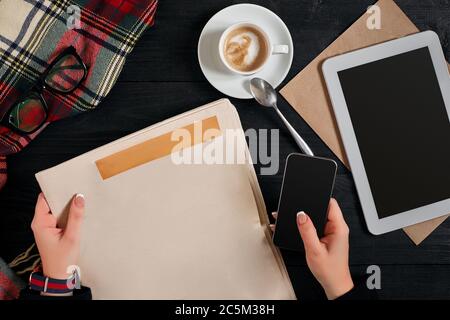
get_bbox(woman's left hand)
[31,193,85,280]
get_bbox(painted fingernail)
[297,211,307,224]
[74,194,85,208]
[272,212,278,219]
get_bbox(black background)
[1,0,449,299]
[338,47,450,218]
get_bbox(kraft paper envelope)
[35,99,296,299]
[280,0,450,245]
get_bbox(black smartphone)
[273,153,337,252]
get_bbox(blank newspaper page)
[36,99,295,299]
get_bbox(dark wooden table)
[1,0,449,299]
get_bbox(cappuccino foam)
[223,27,268,72]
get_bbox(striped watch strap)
[29,272,76,294]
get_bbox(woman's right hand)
[271,198,354,299]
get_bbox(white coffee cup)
[218,22,289,75]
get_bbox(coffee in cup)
[219,22,289,75]
[223,25,268,72]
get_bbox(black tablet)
[322,31,450,234]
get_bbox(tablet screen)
[338,47,450,219]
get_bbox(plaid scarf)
[0,0,158,190]
[0,257,26,300]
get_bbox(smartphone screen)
[273,153,337,252]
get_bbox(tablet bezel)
[322,31,450,235]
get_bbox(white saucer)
[197,4,294,99]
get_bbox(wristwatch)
[29,269,78,294]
